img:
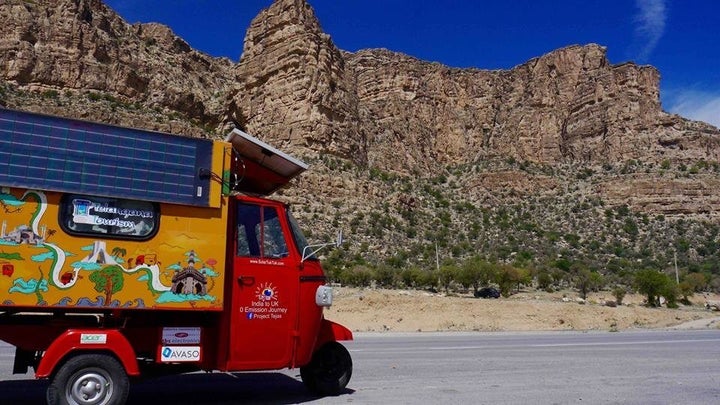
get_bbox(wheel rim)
[66,368,113,405]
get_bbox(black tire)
[300,341,352,396]
[46,353,129,405]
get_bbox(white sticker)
[160,346,201,362]
[80,333,107,345]
[162,327,201,344]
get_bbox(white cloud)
[667,91,720,128]
[633,0,667,61]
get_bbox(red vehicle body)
[0,108,353,405]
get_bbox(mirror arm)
[301,230,344,263]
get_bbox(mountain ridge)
[2,0,720,282]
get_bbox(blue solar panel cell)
[0,108,214,206]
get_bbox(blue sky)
[104,0,719,127]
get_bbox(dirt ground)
[325,287,720,332]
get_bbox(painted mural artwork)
[0,188,224,309]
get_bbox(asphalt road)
[1,330,719,404]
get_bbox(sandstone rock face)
[1,0,720,226]
[224,0,720,223]
[0,0,235,129]
[345,45,720,171]
[231,0,364,163]
[596,174,720,216]
[231,0,720,175]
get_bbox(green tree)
[479,261,498,287]
[457,258,482,294]
[457,256,494,294]
[516,267,532,292]
[438,264,459,293]
[634,269,671,307]
[496,266,515,297]
[89,265,125,305]
[660,280,680,308]
[496,265,528,297]
[575,269,604,300]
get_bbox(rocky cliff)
[231,0,365,163]
[230,0,719,173]
[348,46,720,169]
[2,0,720,270]
[3,0,717,169]
[226,0,720,220]
[0,0,234,133]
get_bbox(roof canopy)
[225,128,308,196]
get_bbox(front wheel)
[46,353,129,405]
[300,341,352,396]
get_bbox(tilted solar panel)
[0,108,214,206]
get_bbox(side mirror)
[302,229,345,263]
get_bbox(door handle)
[238,276,255,286]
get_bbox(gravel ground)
[325,287,720,332]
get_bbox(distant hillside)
[2,0,720,292]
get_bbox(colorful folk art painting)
[0,188,227,310]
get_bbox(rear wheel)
[46,353,129,405]
[300,341,352,396]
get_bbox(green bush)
[339,265,373,287]
[537,271,553,290]
[417,268,439,291]
[42,89,59,99]
[399,267,424,288]
[372,265,398,288]
[612,287,626,305]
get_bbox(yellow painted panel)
[0,187,228,310]
[207,140,231,208]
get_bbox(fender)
[36,329,140,378]
[315,319,353,348]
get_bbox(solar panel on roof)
[0,108,214,206]
[225,128,308,196]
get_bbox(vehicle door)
[228,201,298,369]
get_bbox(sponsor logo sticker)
[160,346,201,362]
[161,327,201,344]
[80,333,107,345]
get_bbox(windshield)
[287,210,316,260]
